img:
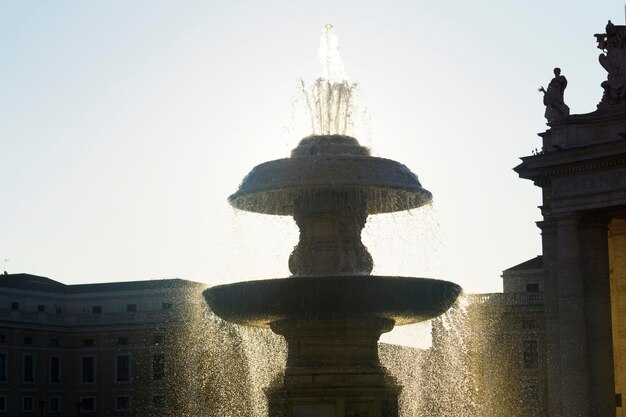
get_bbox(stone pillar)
[556,214,590,417]
[580,216,616,417]
[538,218,563,416]
[610,220,626,417]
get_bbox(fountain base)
[267,383,399,417]
[267,318,400,417]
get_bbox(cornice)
[515,139,626,181]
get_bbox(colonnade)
[541,215,623,417]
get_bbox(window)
[83,338,95,347]
[92,305,102,314]
[126,304,137,312]
[162,302,172,310]
[50,338,59,347]
[0,353,6,382]
[0,395,6,412]
[37,304,45,312]
[23,336,32,345]
[152,354,165,380]
[116,396,130,411]
[522,319,536,329]
[22,396,34,412]
[116,337,128,346]
[152,335,163,345]
[526,283,540,292]
[23,355,34,382]
[116,355,130,382]
[49,396,61,413]
[82,357,95,383]
[50,356,61,383]
[10,302,18,311]
[523,340,539,369]
[522,385,540,401]
[617,393,622,408]
[81,397,95,412]
[0,334,5,343]
[153,395,165,408]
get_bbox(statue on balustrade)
[539,67,570,123]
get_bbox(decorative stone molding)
[595,21,626,110]
[551,168,626,199]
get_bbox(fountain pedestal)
[267,319,399,417]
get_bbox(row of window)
[5,302,174,313]
[0,353,166,384]
[0,334,163,347]
[0,335,57,346]
[7,302,63,314]
[522,384,541,401]
[0,396,61,413]
[0,394,165,413]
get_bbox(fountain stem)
[289,190,373,276]
[271,318,394,368]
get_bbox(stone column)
[610,220,626,417]
[580,216,616,417]
[556,214,590,417]
[538,218,562,416]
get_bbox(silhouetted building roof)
[502,256,543,273]
[0,273,65,291]
[0,273,203,293]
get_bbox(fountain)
[204,25,461,417]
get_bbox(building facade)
[515,21,626,417]
[0,273,213,417]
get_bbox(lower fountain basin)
[204,275,461,327]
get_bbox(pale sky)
[1,1,623,295]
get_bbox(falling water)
[364,202,443,280]
[378,295,483,417]
[161,291,490,417]
[421,295,481,417]
[170,292,487,417]
[237,327,287,417]
[116,287,253,416]
[131,288,287,416]
[161,291,505,417]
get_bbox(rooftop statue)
[539,67,570,123]
[595,20,626,109]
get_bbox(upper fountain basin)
[203,275,461,328]
[228,135,432,215]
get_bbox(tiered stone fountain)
[204,26,461,417]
